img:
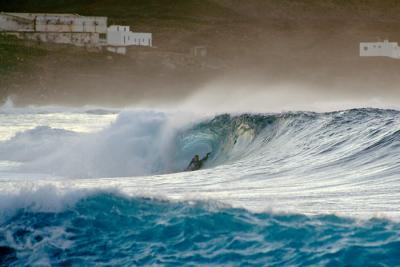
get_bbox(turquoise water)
[0,107,399,266]
[2,194,400,266]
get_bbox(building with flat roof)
[360,40,400,59]
[106,25,152,54]
[0,13,153,53]
[0,13,107,47]
[0,12,108,47]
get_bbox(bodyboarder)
[185,152,211,171]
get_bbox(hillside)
[1,0,400,107]
[3,0,400,52]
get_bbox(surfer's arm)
[202,152,211,161]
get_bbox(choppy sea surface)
[0,104,399,266]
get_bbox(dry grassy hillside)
[0,0,399,106]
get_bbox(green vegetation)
[0,34,48,103]
[0,34,46,76]
[1,0,399,26]
[0,0,238,29]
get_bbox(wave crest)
[0,108,399,180]
[1,193,399,266]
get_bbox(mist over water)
[1,0,400,265]
[1,9,400,266]
[0,96,399,266]
[0,105,399,213]
[174,81,400,113]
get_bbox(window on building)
[99,33,106,40]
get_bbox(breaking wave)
[1,108,399,180]
[1,108,400,265]
[1,193,400,266]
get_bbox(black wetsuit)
[186,153,210,171]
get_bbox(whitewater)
[0,104,399,266]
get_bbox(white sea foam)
[0,108,399,219]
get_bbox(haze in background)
[0,0,399,112]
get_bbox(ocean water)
[0,105,399,266]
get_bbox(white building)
[360,40,400,59]
[106,25,152,54]
[0,12,108,47]
[0,13,153,54]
